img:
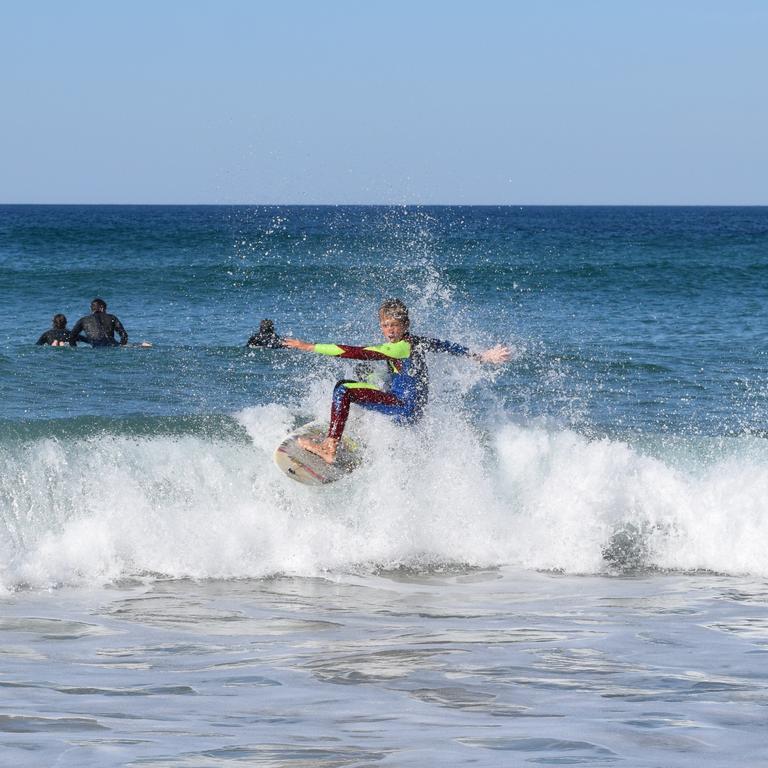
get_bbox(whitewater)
[3,404,768,592]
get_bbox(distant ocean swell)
[1,405,766,592]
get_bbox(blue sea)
[1,205,767,766]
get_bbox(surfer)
[247,319,282,348]
[283,298,511,463]
[69,298,128,347]
[36,313,75,346]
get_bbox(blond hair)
[378,298,410,328]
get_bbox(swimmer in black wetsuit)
[69,298,128,347]
[247,319,282,348]
[36,313,74,346]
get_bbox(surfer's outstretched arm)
[283,337,399,361]
[418,337,511,364]
[476,344,511,364]
[282,338,314,351]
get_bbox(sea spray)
[495,422,768,575]
[2,405,767,591]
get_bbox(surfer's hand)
[478,344,511,364]
[282,338,314,352]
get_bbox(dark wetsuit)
[36,328,72,345]
[247,331,282,348]
[311,334,472,439]
[69,312,128,347]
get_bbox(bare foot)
[298,436,339,464]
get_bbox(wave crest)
[1,408,766,591]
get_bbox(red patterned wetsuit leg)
[328,381,406,440]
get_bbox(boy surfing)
[283,299,510,463]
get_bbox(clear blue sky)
[2,0,766,204]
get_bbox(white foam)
[1,407,767,591]
[493,423,768,575]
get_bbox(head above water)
[91,298,107,313]
[378,298,409,329]
[259,319,275,334]
[52,313,67,329]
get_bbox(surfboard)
[273,421,364,486]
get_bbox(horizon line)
[1,202,767,208]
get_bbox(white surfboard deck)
[274,421,364,486]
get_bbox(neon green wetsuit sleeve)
[312,341,411,360]
[313,343,346,356]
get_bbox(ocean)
[1,204,767,766]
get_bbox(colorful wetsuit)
[312,334,473,439]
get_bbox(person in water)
[69,298,128,347]
[36,313,74,346]
[247,319,282,348]
[283,298,511,463]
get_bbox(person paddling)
[36,313,75,346]
[69,298,128,347]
